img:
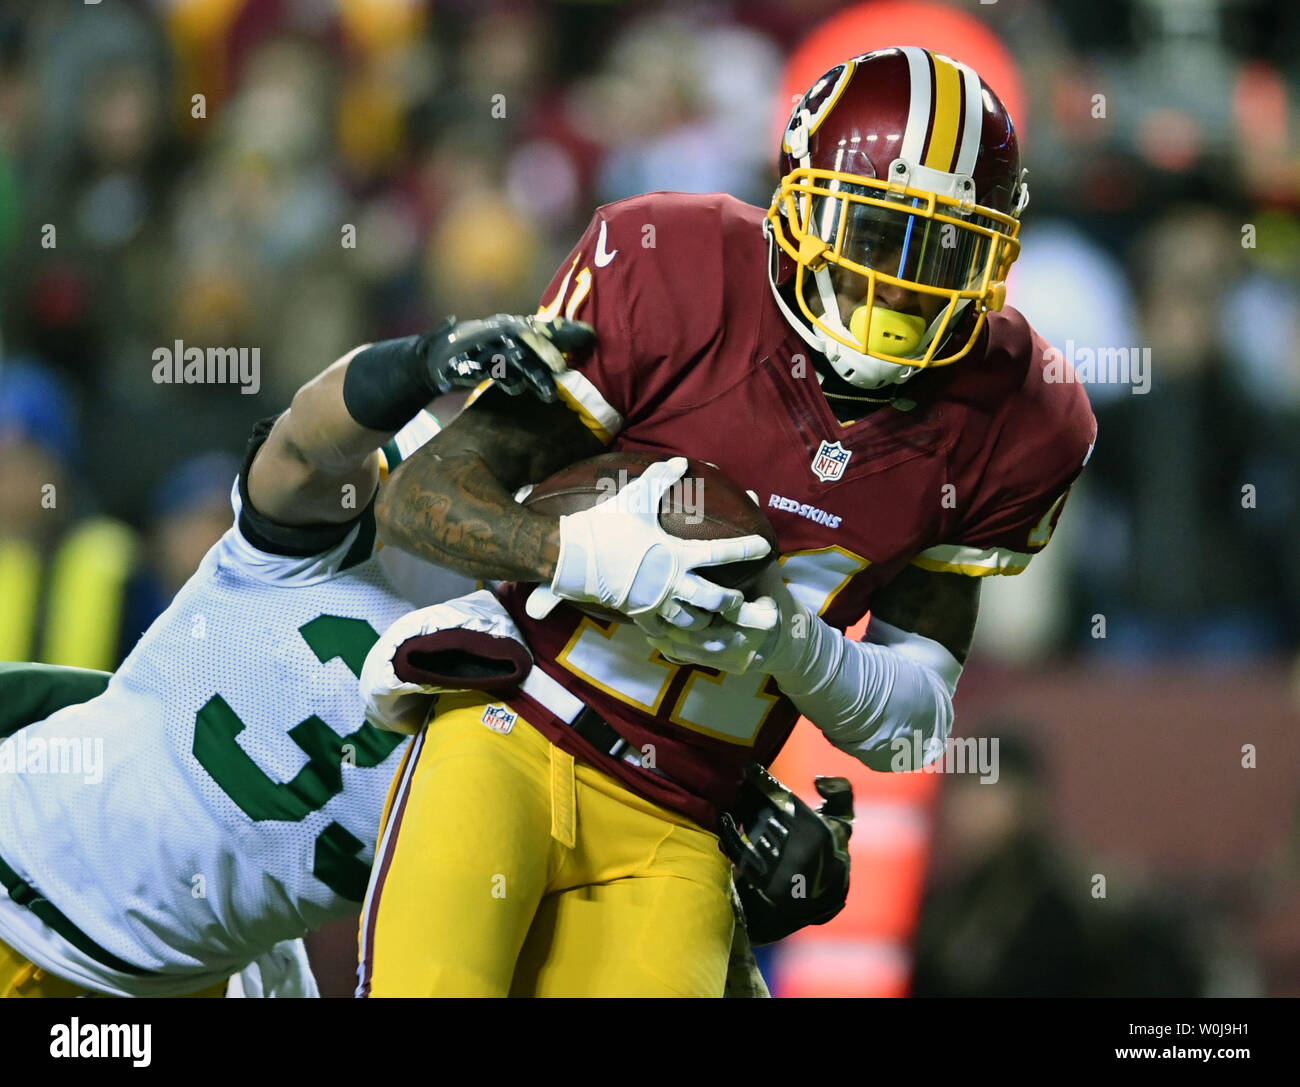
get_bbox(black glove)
[422,314,596,402]
[720,768,854,946]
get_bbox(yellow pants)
[0,937,227,998]
[0,937,89,997]
[361,692,734,997]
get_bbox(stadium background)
[0,0,1296,997]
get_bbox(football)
[522,450,777,622]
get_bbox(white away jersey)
[0,414,440,995]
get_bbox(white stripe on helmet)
[899,46,933,166]
[954,59,984,177]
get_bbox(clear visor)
[809,184,1001,293]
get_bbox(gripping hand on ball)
[525,457,771,621]
[632,566,814,676]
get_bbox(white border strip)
[954,61,983,176]
[555,368,624,438]
[520,664,585,724]
[912,542,1034,575]
[899,46,933,166]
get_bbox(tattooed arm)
[374,385,605,582]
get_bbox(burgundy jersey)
[492,192,1096,829]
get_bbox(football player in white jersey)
[0,315,592,997]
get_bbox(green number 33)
[192,615,405,902]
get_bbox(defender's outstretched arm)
[249,317,593,527]
[248,346,393,528]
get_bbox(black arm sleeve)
[237,414,375,557]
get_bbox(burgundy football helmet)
[766,47,1029,389]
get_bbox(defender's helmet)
[766,46,1029,389]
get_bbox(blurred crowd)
[1,0,1298,665]
[0,0,1297,995]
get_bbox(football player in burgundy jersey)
[359,47,1097,997]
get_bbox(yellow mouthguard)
[849,305,927,357]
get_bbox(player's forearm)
[376,449,561,583]
[776,619,958,771]
[777,564,971,769]
[250,346,410,527]
[749,590,959,772]
[376,382,604,583]
[277,347,396,474]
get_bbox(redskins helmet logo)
[782,61,855,160]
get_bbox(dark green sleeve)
[0,662,111,739]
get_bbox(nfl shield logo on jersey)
[481,703,517,735]
[811,440,852,482]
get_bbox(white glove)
[642,566,963,772]
[361,589,530,735]
[526,456,771,622]
[634,566,816,678]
